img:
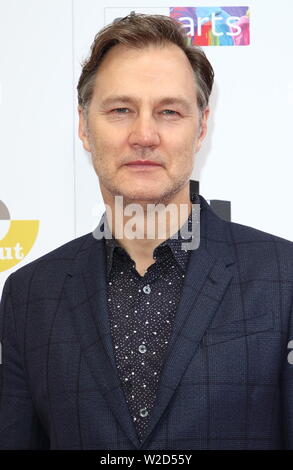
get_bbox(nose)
[128,112,160,149]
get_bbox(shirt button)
[139,344,147,354]
[143,285,151,294]
[139,407,148,418]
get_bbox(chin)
[122,185,188,206]
[103,178,178,205]
[124,192,162,203]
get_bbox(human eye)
[161,109,180,116]
[111,107,130,114]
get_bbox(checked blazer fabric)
[0,193,293,450]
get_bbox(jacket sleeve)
[281,298,293,449]
[0,274,50,449]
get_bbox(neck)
[102,187,192,262]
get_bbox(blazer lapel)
[138,195,235,447]
[65,231,140,448]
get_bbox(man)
[0,13,292,450]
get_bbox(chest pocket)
[204,310,274,346]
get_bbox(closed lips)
[125,161,161,165]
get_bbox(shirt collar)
[102,192,200,277]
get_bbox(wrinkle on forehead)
[96,42,195,85]
[90,42,198,113]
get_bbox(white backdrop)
[1,0,293,294]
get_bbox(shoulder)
[223,218,293,281]
[227,217,293,251]
[200,193,293,264]
[201,193,293,267]
[6,232,94,298]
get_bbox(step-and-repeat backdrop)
[1,0,293,293]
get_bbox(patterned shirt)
[102,192,199,441]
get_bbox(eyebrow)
[100,95,194,112]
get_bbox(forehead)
[92,43,197,102]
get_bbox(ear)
[78,106,91,152]
[195,106,210,153]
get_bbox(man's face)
[78,42,209,205]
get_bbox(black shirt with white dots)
[103,192,199,442]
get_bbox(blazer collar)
[102,191,201,277]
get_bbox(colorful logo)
[0,201,39,273]
[170,6,250,46]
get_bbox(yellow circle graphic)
[0,220,39,272]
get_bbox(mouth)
[124,161,163,171]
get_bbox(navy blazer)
[0,194,293,450]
